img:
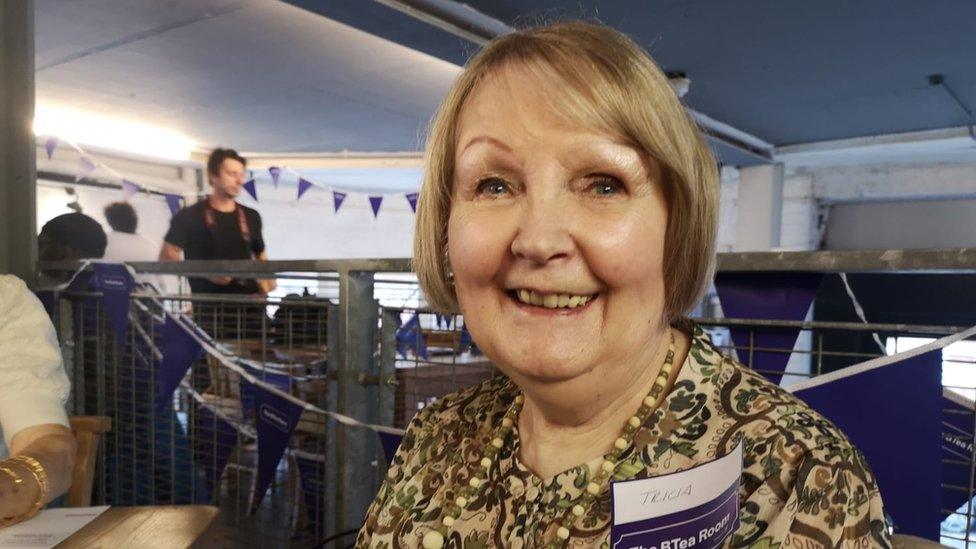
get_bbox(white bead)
[480,457,492,468]
[614,437,627,450]
[491,437,503,448]
[442,515,455,527]
[502,417,513,428]
[572,504,585,516]
[469,477,481,488]
[422,530,445,549]
[557,526,570,539]
[586,482,600,495]
[601,460,615,473]
[628,416,641,428]
[515,394,524,404]
[456,496,468,507]
[643,396,656,407]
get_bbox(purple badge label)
[611,441,743,549]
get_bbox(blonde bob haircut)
[414,20,719,322]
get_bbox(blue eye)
[475,177,511,196]
[588,177,624,196]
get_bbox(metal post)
[377,308,398,477]
[335,269,379,533]
[0,1,37,281]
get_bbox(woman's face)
[448,65,671,384]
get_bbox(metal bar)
[694,316,971,335]
[0,0,37,281]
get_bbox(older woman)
[0,276,76,528]
[359,22,888,548]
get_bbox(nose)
[510,192,574,265]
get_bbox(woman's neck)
[208,194,237,213]
[516,327,690,479]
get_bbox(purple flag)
[297,178,313,201]
[195,406,239,503]
[251,385,303,509]
[122,180,140,200]
[164,194,182,215]
[791,349,942,540]
[44,137,59,159]
[157,317,204,413]
[243,179,258,201]
[268,166,281,187]
[942,390,975,521]
[405,192,419,213]
[378,431,403,465]
[76,156,97,181]
[332,191,347,213]
[714,272,823,385]
[395,313,427,359]
[369,196,384,218]
[90,263,134,347]
[294,455,326,537]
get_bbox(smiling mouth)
[506,289,598,310]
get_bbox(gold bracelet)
[9,456,48,520]
[0,465,23,486]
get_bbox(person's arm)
[256,250,277,294]
[0,277,75,527]
[158,241,183,261]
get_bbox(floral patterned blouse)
[357,324,890,548]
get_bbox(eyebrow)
[459,135,512,155]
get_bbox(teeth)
[515,290,593,309]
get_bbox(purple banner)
[122,180,141,200]
[44,137,59,159]
[942,390,974,522]
[714,272,823,385]
[294,455,326,537]
[793,350,942,540]
[268,166,281,187]
[297,178,313,200]
[243,179,258,201]
[369,195,383,218]
[91,263,134,347]
[251,385,304,510]
[195,406,239,503]
[157,317,204,413]
[332,191,346,213]
[76,156,97,181]
[610,480,739,549]
[378,431,403,465]
[405,192,419,213]
[164,194,182,215]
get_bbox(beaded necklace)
[421,329,677,549]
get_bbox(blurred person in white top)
[0,276,75,528]
[102,201,174,293]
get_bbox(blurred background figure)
[102,201,157,263]
[37,212,106,286]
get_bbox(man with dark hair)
[37,212,107,284]
[159,148,275,295]
[103,201,157,263]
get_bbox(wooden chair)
[67,416,112,507]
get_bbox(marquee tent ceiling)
[35,0,976,166]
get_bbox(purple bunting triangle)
[294,456,326,538]
[251,385,304,510]
[378,431,403,464]
[76,156,97,181]
[122,180,141,200]
[791,349,942,540]
[164,194,182,215]
[157,316,204,413]
[297,178,313,201]
[44,137,60,159]
[195,406,239,504]
[332,191,347,213]
[714,272,823,385]
[243,179,258,201]
[369,196,384,218]
[405,192,419,213]
[942,389,974,523]
[90,263,134,347]
[268,166,281,187]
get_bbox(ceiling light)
[33,104,195,161]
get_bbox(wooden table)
[57,506,221,548]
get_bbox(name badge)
[610,441,743,549]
